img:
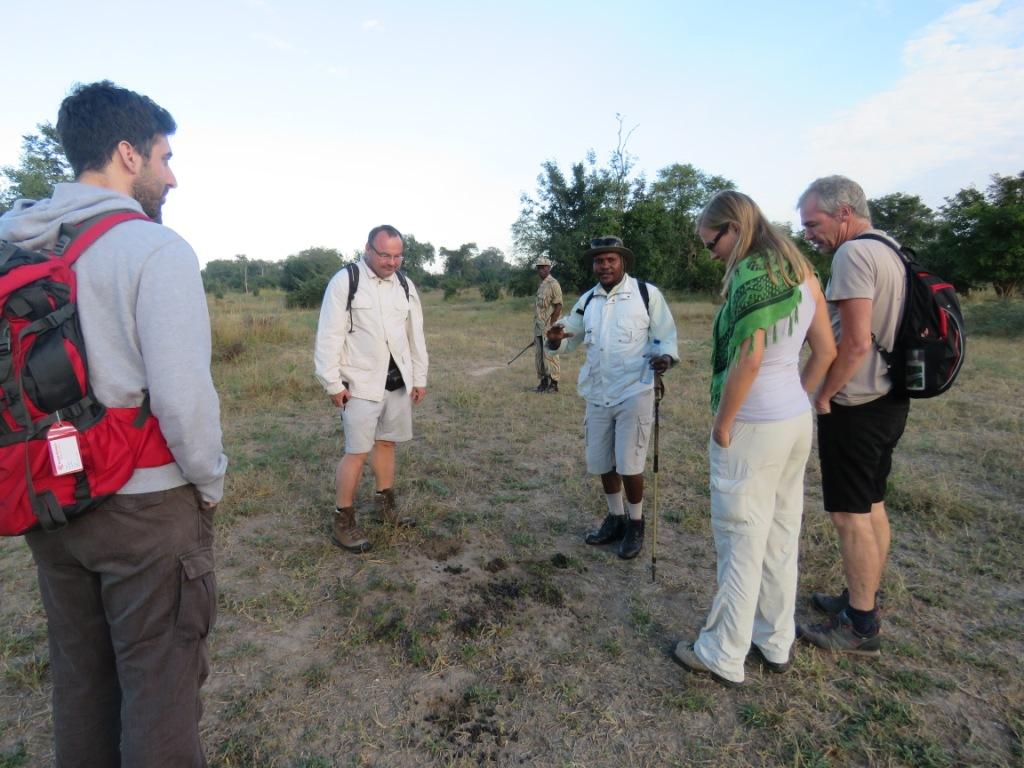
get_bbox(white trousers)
[694,410,812,683]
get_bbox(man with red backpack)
[797,175,908,657]
[0,81,227,766]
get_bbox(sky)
[1,0,1022,267]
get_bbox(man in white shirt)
[547,236,678,559]
[314,225,429,552]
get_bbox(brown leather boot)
[331,506,371,552]
[375,489,415,527]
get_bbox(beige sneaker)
[331,506,371,553]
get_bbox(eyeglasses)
[704,225,730,251]
[369,244,403,261]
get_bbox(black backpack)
[855,234,966,399]
[576,279,651,317]
[341,261,410,332]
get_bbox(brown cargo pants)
[25,484,217,768]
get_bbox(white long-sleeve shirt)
[314,258,428,402]
[553,274,678,407]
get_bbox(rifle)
[507,340,536,366]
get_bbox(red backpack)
[0,210,175,535]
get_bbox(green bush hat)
[533,256,554,268]
[583,236,634,269]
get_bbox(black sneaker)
[584,514,626,545]
[798,610,881,656]
[811,588,849,615]
[811,588,881,616]
[617,517,645,559]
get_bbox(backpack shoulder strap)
[851,233,913,264]
[343,262,360,333]
[576,287,598,315]
[575,280,651,317]
[344,262,360,312]
[851,234,911,358]
[56,210,150,265]
[637,279,650,316]
[396,269,410,300]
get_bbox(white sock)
[605,492,625,517]
[627,500,644,520]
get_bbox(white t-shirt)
[737,281,816,423]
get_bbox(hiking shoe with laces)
[585,514,626,546]
[799,609,881,656]
[331,506,371,553]
[811,588,881,616]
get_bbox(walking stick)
[507,340,536,366]
[651,373,665,583]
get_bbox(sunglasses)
[589,237,622,249]
[704,225,730,251]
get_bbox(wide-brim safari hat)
[533,256,553,268]
[583,236,634,268]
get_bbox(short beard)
[132,179,165,223]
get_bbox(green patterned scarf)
[710,254,802,413]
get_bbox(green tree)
[513,153,619,292]
[1,123,74,214]
[868,193,937,252]
[201,258,244,293]
[473,247,510,284]
[933,172,1024,297]
[644,163,733,291]
[400,234,435,282]
[439,242,479,284]
[281,247,344,308]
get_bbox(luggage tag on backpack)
[47,417,84,476]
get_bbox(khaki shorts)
[584,389,654,476]
[341,388,413,454]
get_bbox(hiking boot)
[747,644,791,674]
[331,506,371,553]
[618,517,645,560]
[534,376,550,393]
[584,514,626,545]
[375,488,415,527]
[546,380,559,393]
[811,588,880,616]
[672,641,741,688]
[798,610,881,656]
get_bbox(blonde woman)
[673,190,836,686]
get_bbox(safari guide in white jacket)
[314,225,428,553]
[547,236,678,560]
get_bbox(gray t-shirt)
[825,229,906,406]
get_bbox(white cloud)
[805,0,1024,202]
[361,19,382,31]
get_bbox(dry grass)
[1,288,1021,767]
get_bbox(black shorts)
[817,391,909,514]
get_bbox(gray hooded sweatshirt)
[0,183,227,502]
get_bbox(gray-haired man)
[797,175,909,655]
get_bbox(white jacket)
[314,258,428,402]
[553,275,678,407]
